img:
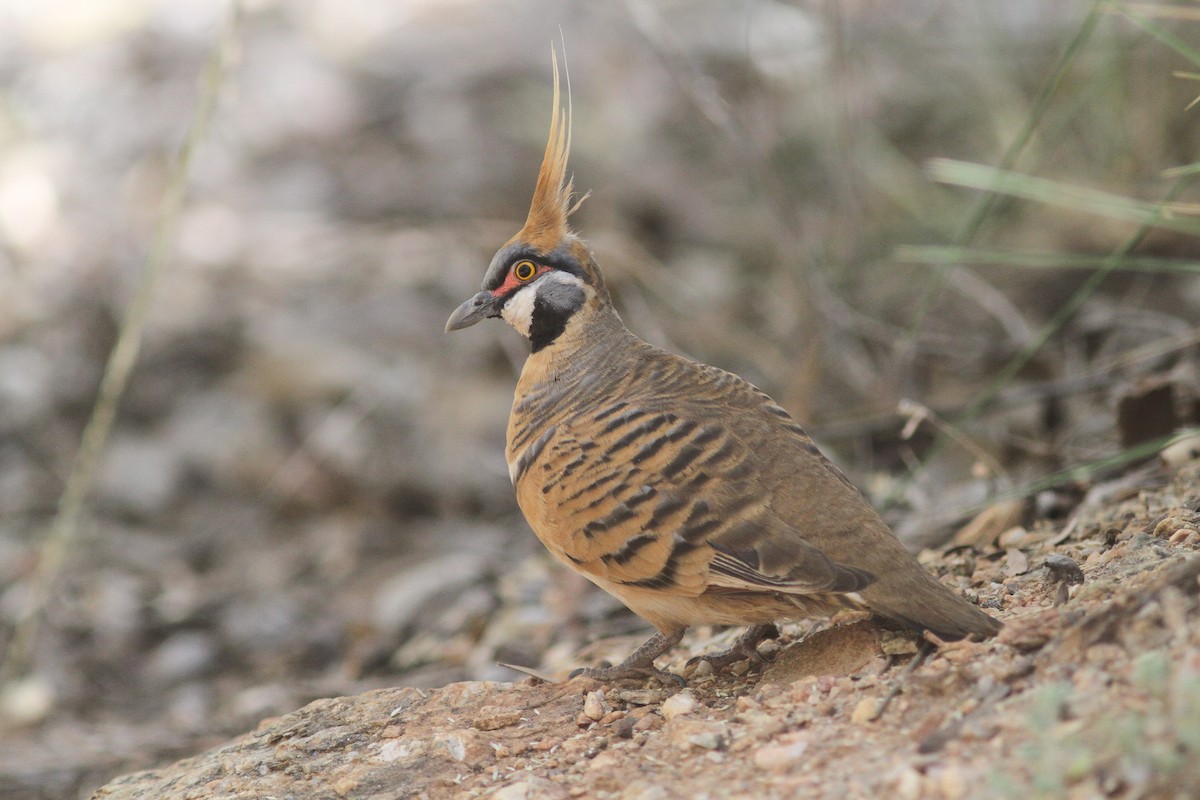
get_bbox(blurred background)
[0,0,1198,796]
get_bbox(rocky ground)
[90,459,1200,800]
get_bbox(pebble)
[1044,554,1084,584]
[492,777,568,800]
[372,551,490,634]
[1160,431,1200,467]
[938,765,967,800]
[609,688,668,706]
[998,526,1028,548]
[735,694,759,712]
[619,782,671,800]
[895,766,923,800]
[850,697,878,724]
[0,675,55,725]
[583,690,610,721]
[880,631,919,655]
[473,708,523,731]
[752,733,809,770]
[96,434,184,517]
[1005,547,1030,575]
[585,750,621,773]
[660,690,698,721]
[615,716,637,739]
[146,631,217,683]
[1168,526,1198,545]
[667,719,728,750]
[633,714,663,733]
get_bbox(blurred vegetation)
[0,0,1198,796]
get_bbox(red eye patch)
[490,263,549,296]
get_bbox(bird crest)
[511,47,587,254]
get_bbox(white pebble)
[661,690,698,721]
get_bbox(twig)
[868,639,933,721]
[0,1,243,684]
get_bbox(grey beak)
[445,290,502,332]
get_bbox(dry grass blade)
[897,5,1102,359]
[895,246,1200,274]
[1111,2,1200,66]
[927,160,1200,238]
[0,2,243,684]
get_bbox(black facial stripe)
[529,278,586,353]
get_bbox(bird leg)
[570,627,686,685]
[686,623,780,672]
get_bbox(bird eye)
[513,260,537,281]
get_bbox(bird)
[445,52,1001,683]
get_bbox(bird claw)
[570,664,686,687]
[686,623,780,674]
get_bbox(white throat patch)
[500,271,586,339]
[500,284,538,338]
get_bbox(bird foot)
[569,664,686,687]
[567,628,687,686]
[686,623,780,673]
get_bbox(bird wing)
[523,354,876,599]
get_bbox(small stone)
[493,777,569,800]
[997,609,1062,652]
[1044,554,1084,585]
[146,631,217,683]
[850,697,878,724]
[619,782,670,800]
[0,675,55,725]
[896,767,923,800]
[735,694,759,712]
[952,499,1026,548]
[332,777,359,797]
[660,690,698,721]
[633,714,662,733]
[668,719,728,750]
[473,708,523,731]
[583,690,610,721]
[377,739,423,764]
[440,732,467,761]
[938,765,967,800]
[1169,526,1199,546]
[599,709,626,725]
[615,716,637,739]
[586,750,621,773]
[96,435,184,517]
[691,659,715,677]
[609,688,668,706]
[757,639,782,659]
[1005,547,1029,575]
[1161,431,1200,468]
[998,526,1028,548]
[880,631,919,655]
[752,734,808,770]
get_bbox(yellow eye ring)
[513,260,537,281]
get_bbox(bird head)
[445,49,610,352]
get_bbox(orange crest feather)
[513,47,585,253]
